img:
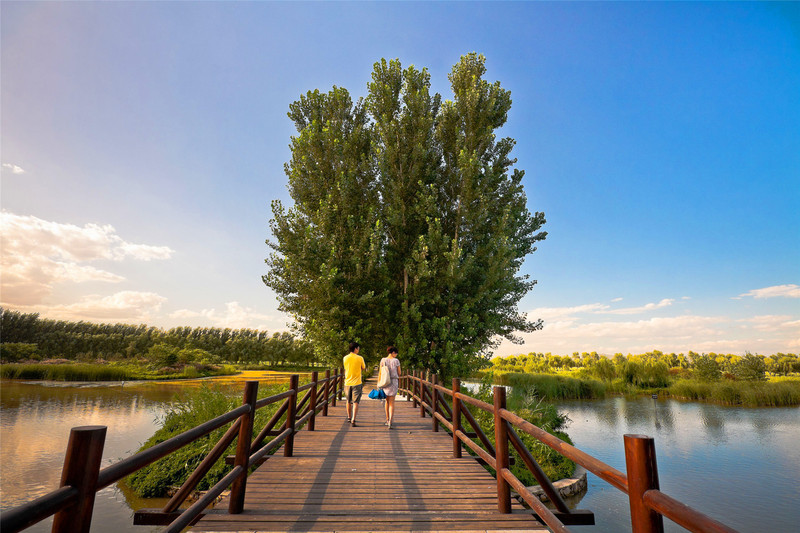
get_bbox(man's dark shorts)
[345,384,363,404]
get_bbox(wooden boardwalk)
[191,382,547,533]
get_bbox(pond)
[0,372,297,533]
[557,396,800,532]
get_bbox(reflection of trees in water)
[698,403,727,442]
[652,399,675,432]
[595,397,620,427]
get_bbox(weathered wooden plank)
[190,383,547,533]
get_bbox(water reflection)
[0,372,296,533]
[558,396,800,532]
[697,403,727,442]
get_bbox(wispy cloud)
[504,295,799,356]
[1,163,26,174]
[45,291,167,322]
[735,284,800,300]
[604,298,675,315]
[170,302,288,331]
[0,211,174,306]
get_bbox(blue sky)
[2,1,798,356]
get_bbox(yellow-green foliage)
[489,350,800,406]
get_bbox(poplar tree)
[265,53,547,375]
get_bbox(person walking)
[343,341,366,427]
[380,346,401,429]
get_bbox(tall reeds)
[493,371,607,400]
[0,363,132,381]
[668,379,800,406]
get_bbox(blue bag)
[368,388,386,400]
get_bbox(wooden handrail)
[97,404,251,489]
[400,373,741,533]
[0,486,78,532]
[0,369,341,533]
[498,407,628,493]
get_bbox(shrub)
[692,354,721,382]
[0,343,39,362]
[618,360,670,388]
[732,352,767,381]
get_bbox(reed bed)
[0,363,133,381]
[668,379,800,406]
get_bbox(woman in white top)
[380,346,401,429]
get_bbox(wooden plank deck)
[191,382,547,533]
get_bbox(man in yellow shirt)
[343,341,366,427]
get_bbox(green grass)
[668,379,800,406]
[127,382,290,497]
[0,363,133,381]
[0,362,238,381]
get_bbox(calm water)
[2,381,798,532]
[557,396,800,532]
[0,380,175,532]
[0,372,296,532]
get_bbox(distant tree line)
[0,308,315,367]
[492,349,800,387]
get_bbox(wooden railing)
[402,370,740,533]
[0,369,344,533]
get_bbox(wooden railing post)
[412,371,418,408]
[420,371,428,418]
[432,374,439,432]
[331,369,338,407]
[284,375,298,457]
[624,434,664,533]
[309,371,318,431]
[51,425,107,533]
[323,370,330,416]
[229,381,258,514]
[338,367,344,401]
[452,378,462,458]
[493,386,511,514]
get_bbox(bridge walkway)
[190,382,547,533]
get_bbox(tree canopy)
[265,53,546,377]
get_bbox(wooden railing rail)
[402,372,740,533]
[0,368,343,533]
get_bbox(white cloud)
[170,302,288,331]
[0,211,173,305]
[738,315,798,333]
[12,291,167,323]
[604,298,675,315]
[735,284,800,300]
[501,296,799,356]
[2,163,26,174]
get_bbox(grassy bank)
[1,363,134,381]
[0,362,237,381]
[668,379,800,406]
[477,369,800,407]
[127,383,288,497]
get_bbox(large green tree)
[265,53,546,376]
